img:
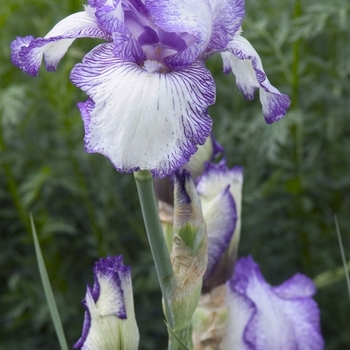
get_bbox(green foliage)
[1,0,349,349]
[31,215,68,350]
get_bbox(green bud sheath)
[169,171,208,332]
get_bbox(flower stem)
[134,170,174,328]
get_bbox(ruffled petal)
[206,0,245,53]
[70,43,215,178]
[223,256,324,350]
[145,0,214,60]
[221,34,290,123]
[11,10,109,76]
[273,273,316,299]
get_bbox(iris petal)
[11,10,109,76]
[201,186,236,281]
[221,34,290,124]
[197,161,243,290]
[145,0,213,64]
[70,43,215,178]
[207,0,245,52]
[74,256,139,350]
[223,256,324,350]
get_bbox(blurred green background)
[1,0,349,348]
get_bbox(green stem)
[134,170,174,328]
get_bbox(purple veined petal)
[145,0,214,60]
[94,0,126,34]
[88,0,109,8]
[221,34,291,124]
[71,43,215,178]
[112,29,146,62]
[11,9,110,76]
[163,44,203,71]
[223,256,325,350]
[201,185,237,283]
[206,0,245,53]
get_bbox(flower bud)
[74,256,139,350]
[180,135,223,180]
[169,170,208,331]
[196,160,243,292]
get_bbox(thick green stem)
[134,170,174,328]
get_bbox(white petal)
[43,10,109,68]
[223,256,324,350]
[222,288,255,350]
[221,34,290,123]
[12,10,108,76]
[201,186,236,280]
[71,43,215,178]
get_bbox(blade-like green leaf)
[334,215,350,302]
[30,214,69,350]
[164,321,190,350]
[314,260,350,289]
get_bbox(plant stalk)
[134,170,174,328]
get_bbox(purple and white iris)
[11,0,290,178]
[222,256,324,350]
[74,256,139,350]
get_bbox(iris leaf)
[30,214,69,350]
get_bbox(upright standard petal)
[71,43,215,178]
[222,256,324,350]
[221,34,290,124]
[145,0,214,64]
[206,0,245,53]
[11,10,109,76]
[74,256,139,350]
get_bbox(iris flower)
[11,0,290,177]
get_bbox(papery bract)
[11,0,290,177]
[169,170,208,332]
